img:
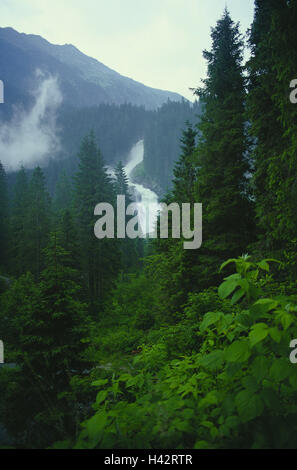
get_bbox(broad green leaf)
[258,260,270,272]
[220,259,238,272]
[251,356,270,382]
[200,311,224,332]
[270,359,292,382]
[194,441,209,449]
[218,314,234,332]
[261,389,279,410]
[198,350,225,371]
[92,379,109,388]
[96,390,108,405]
[276,311,294,330]
[218,280,238,300]
[269,327,282,343]
[86,412,108,440]
[249,323,269,347]
[199,391,219,408]
[251,298,278,317]
[242,375,259,394]
[225,340,251,363]
[235,390,263,423]
[238,278,250,293]
[231,288,245,304]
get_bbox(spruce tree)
[172,123,197,204]
[11,166,30,276]
[114,161,131,202]
[26,167,51,279]
[247,0,285,251]
[247,0,297,261]
[53,171,74,215]
[114,160,140,273]
[0,161,9,271]
[74,132,120,308]
[194,9,253,283]
[0,234,91,446]
[57,209,81,272]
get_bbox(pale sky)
[1,0,255,100]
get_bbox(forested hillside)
[1,0,297,450]
[2,97,198,196]
[143,99,202,192]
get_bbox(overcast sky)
[1,0,255,100]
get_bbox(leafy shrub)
[74,256,297,449]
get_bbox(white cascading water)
[124,140,160,235]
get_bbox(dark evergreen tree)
[194,8,254,284]
[26,167,51,279]
[10,166,30,276]
[114,160,143,273]
[53,171,74,215]
[0,234,91,447]
[0,161,9,271]
[247,0,297,264]
[148,122,200,320]
[143,100,202,193]
[74,132,120,308]
[172,123,197,204]
[114,161,131,201]
[57,210,81,272]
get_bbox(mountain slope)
[0,27,184,110]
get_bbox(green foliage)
[1,3,297,452]
[0,234,92,447]
[218,255,280,304]
[74,256,297,449]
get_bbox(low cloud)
[0,73,62,172]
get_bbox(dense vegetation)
[143,100,202,192]
[14,99,199,196]
[1,1,297,449]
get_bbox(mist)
[0,74,62,172]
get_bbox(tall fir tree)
[0,161,9,272]
[0,234,91,447]
[26,167,51,279]
[74,132,120,309]
[53,171,74,215]
[147,122,200,321]
[247,0,297,265]
[57,209,81,272]
[114,161,131,202]
[194,8,254,285]
[11,166,30,276]
[113,160,142,273]
[172,123,197,204]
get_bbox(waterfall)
[124,140,160,235]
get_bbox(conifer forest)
[1,0,297,450]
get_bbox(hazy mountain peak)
[0,27,185,110]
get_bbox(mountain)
[0,27,184,110]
